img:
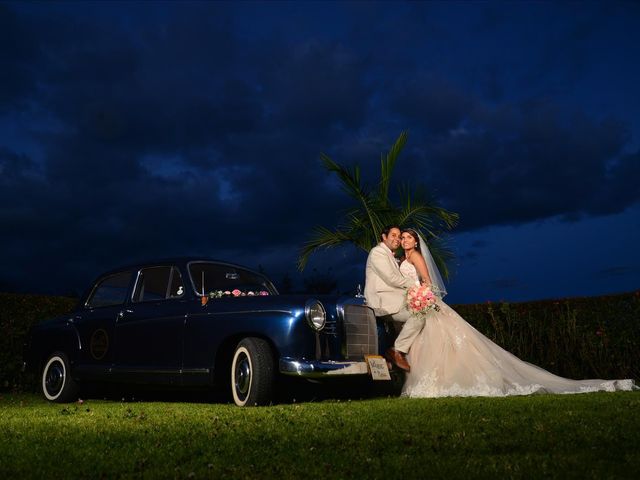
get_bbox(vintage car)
[23,258,394,406]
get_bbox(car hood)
[203,294,362,314]
[30,314,74,332]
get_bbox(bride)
[397,228,635,397]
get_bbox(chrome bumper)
[279,357,369,378]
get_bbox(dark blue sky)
[1,1,638,304]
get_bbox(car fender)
[28,319,82,372]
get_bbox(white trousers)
[389,308,425,354]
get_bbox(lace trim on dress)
[397,258,637,398]
[402,376,636,398]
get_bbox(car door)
[182,261,278,386]
[73,270,134,380]
[113,265,186,384]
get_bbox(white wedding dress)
[399,261,636,397]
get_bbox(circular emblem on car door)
[90,329,109,360]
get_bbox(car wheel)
[230,338,275,406]
[41,352,78,403]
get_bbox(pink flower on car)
[232,289,242,297]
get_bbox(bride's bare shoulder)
[408,250,425,264]
[412,250,428,268]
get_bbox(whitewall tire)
[230,338,275,407]
[41,352,78,403]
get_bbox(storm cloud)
[1,1,638,300]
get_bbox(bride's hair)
[396,228,422,263]
[400,228,448,298]
[401,228,421,252]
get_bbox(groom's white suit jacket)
[364,243,416,317]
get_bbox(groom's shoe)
[385,348,411,372]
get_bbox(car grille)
[342,304,378,359]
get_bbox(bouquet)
[406,284,440,317]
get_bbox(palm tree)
[297,131,459,279]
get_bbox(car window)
[86,272,133,308]
[189,262,275,296]
[133,266,184,303]
[168,267,185,298]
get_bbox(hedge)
[0,293,77,391]
[1,290,638,392]
[455,291,640,381]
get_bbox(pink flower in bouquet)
[406,284,440,316]
[231,289,242,297]
[259,291,269,296]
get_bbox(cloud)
[264,41,371,132]
[594,266,640,278]
[392,74,474,134]
[0,4,43,112]
[489,278,526,290]
[393,93,639,230]
[0,2,638,297]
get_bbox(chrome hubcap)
[234,353,251,401]
[45,362,64,395]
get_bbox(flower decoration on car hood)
[208,290,270,298]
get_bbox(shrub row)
[455,291,640,381]
[0,293,77,391]
[1,290,638,392]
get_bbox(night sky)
[1,1,639,304]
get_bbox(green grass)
[1,392,639,479]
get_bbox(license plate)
[365,355,391,380]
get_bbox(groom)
[364,225,423,372]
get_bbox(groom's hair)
[380,224,401,240]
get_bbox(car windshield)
[188,262,277,297]
[86,271,133,308]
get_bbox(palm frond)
[378,131,408,203]
[320,152,384,239]
[397,183,459,233]
[298,131,460,275]
[320,153,364,201]
[297,226,355,271]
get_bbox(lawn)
[1,391,639,479]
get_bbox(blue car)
[23,258,391,406]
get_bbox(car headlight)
[305,300,326,331]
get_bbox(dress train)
[399,261,636,397]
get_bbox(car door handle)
[118,309,134,319]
